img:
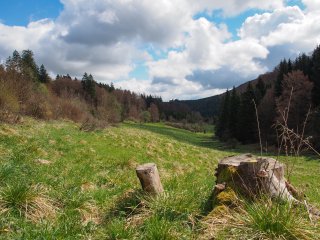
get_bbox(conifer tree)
[39,64,50,83]
[237,82,257,143]
[216,90,230,139]
[21,50,39,82]
[293,53,312,76]
[255,77,266,103]
[5,50,22,72]
[82,72,96,100]
[228,87,240,139]
[311,46,320,106]
[275,59,288,97]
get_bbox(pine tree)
[311,46,320,106]
[237,82,257,143]
[275,59,288,97]
[216,90,230,139]
[39,64,50,83]
[21,50,39,82]
[255,77,266,103]
[288,59,293,73]
[293,53,312,76]
[82,73,96,100]
[5,50,21,72]
[228,87,240,139]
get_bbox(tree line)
[216,45,320,151]
[0,49,204,127]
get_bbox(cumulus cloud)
[58,0,191,47]
[0,0,319,100]
[238,5,320,66]
[302,0,320,11]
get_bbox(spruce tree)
[237,82,257,143]
[82,72,96,100]
[275,59,288,97]
[228,87,240,139]
[311,46,320,106]
[255,77,266,103]
[39,64,50,83]
[216,90,230,139]
[5,50,21,72]
[293,53,312,76]
[21,50,39,82]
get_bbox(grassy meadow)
[0,119,319,239]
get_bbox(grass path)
[0,119,319,239]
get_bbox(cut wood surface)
[136,163,164,194]
[214,154,296,202]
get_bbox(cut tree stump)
[136,163,164,195]
[213,154,297,202]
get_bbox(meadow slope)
[0,119,319,239]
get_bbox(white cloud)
[0,0,319,100]
[302,0,320,11]
[0,19,54,53]
[239,5,320,58]
[239,7,304,39]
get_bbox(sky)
[0,0,320,100]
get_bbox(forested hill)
[181,95,222,118]
[176,70,277,119]
[215,45,320,151]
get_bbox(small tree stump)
[136,163,164,195]
[213,154,296,202]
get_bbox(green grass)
[0,119,319,239]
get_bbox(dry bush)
[95,87,121,123]
[79,117,108,132]
[50,77,83,98]
[0,74,22,123]
[24,92,53,120]
[52,96,88,122]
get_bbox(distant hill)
[180,71,278,118]
[181,95,222,118]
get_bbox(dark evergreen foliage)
[236,82,257,144]
[228,87,240,139]
[39,64,50,83]
[216,45,320,150]
[275,59,288,97]
[255,77,266,103]
[21,50,39,82]
[216,90,230,139]
[81,73,96,100]
[311,46,320,107]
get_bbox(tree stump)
[213,154,296,203]
[136,163,164,195]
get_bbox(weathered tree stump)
[136,163,164,195]
[213,154,296,202]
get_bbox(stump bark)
[213,154,296,202]
[136,163,164,195]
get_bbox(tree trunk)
[136,163,164,195]
[213,154,296,202]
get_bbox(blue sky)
[0,0,319,100]
[0,0,62,25]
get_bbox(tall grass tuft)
[0,183,57,222]
[217,198,319,239]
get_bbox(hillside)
[0,119,319,239]
[178,71,277,119]
[181,95,222,118]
